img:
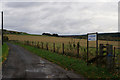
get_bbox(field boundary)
[11,42,119,79]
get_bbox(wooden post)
[87,34,89,65]
[106,44,109,69]
[41,42,43,49]
[96,32,98,66]
[106,44,113,71]
[37,42,39,48]
[99,44,104,66]
[118,54,120,73]
[84,48,86,53]
[69,42,72,50]
[110,45,113,69]
[114,47,116,58]
[32,41,34,46]
[113,47,116,71]
[62,43,64,54]
[53,43,55,52]
[46,42,48,50]
[1,11,3,45]
[106,44,109,55]
[99,44,104,56]
[77,42,79,58]
[27,41,29,45]
[73,42,75,48]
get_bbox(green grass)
[0,45,1,63]
[14,42,119,79]
[1,43,9,63]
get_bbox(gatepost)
[106,44,114,71]
[87,32,98,66]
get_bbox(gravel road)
[2,43,87,80]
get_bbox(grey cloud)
[5,2,46,8]
[3,2,118,35]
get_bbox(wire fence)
[8,39,120,74]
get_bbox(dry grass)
[7,34,119,48]
[8,34,120,69]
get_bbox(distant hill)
[3,29,28,35]
[2,29,120,41]
[59,32,120,41]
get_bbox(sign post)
[87,34,89,65]
[87,32,98,66]
[1,11,3,45]
[96,32,98,66]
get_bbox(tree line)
[42,33,59,37]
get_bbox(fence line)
[11,40,120,72]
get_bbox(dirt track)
[2,43,86,79]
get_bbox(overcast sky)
[1,1,118,35]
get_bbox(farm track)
[2,43,87,79]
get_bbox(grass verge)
[1,43,9,63]
[14,42,119,79]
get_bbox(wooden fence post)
[87,34,89,65]
[84,48,86,53]
[113,47,116,71]
[99,44,104,66]
[28,41,29,45]
[53,43,55,52]
[62,43,64,54]
[37,42,39,48]
[46,42,48,50]
[41,42,43,49]
[69,42,72,50]
[73,42,75,48]
[96,32,98,67]
[99,44,104,56]
[77,42,79,58]
[106,44,113,71]
[32,41,34,46]
[114,47,116,58]
[106,44,109,55]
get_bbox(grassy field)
[14,42,119,79]
[7,34,120,61]
[7,34,119,48]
